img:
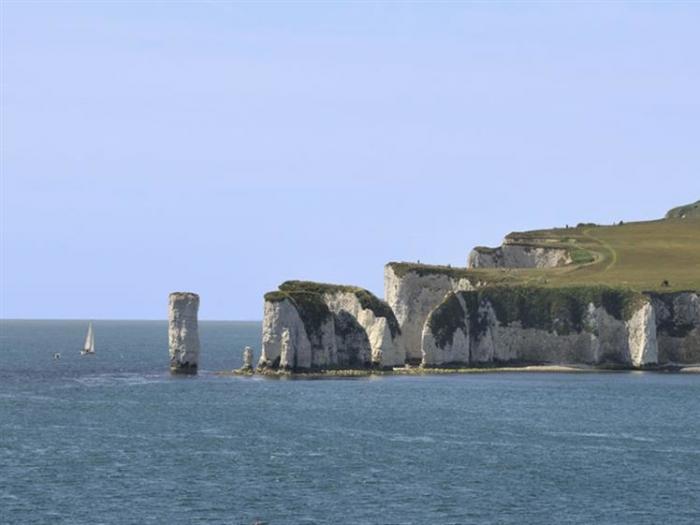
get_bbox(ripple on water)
[2,321,700,525]
[72,373,169,387]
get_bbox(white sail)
[83,323,95,353]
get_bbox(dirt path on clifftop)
[582,228,617,273]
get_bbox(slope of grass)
[391,218,700,292]
[520,218,700,291]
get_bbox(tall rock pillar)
[242,346,254,370]
[168,292,200,374]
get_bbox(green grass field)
[391,216,699,292]
[469,218,700,292]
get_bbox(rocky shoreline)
[222,362,700,379]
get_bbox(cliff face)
[259,278,698,371]
[259,295,324,370]
[258,281,401,371]
[651,292,700,364]
[420,287,659,368]
[168,292,200,374]
[468,243,572,269]
[384,263,476,363]
[320,288,402,366]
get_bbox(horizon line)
[0,318,263,323]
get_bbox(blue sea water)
[1,320,699,525]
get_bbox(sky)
[1,1,699,320]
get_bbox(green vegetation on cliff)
[427,292,468,348]
[388,262,476,280]
[276,280,401,337]
[428,286,648,343]
[474,286,646,331]
[665,200,700,219]
[427,292,492,347]
[264,290,332,335]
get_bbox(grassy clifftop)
[389,214,700,293]
[271,280,401,337]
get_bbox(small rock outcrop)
[421,287,658,368]
[468,243,572,269]
[258,281,401,371]
[168,292,200,374]
[242,346,254,370]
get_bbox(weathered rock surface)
[258,271,698,373]
[651,292,700,364]
[627,302,658,366]
[468,243,572,269]
[259,295,315,370]
[384,263,476,362]
[319,286,400,366]
[242,346,254,370]
[258,281,401,371]
[421,287,659,368]
[168,292,200,374]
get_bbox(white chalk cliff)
[468,242,572,269]
[260,271,699,371]
[258,282,401,371]
[420,290,660,368]
[384,264,476,363]
[322,290,402,367]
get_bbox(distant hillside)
[402,212,700,293]
[460,202,700,291]
[666,200,700,219]
[488,218,700,291]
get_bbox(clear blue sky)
[2,2,698,320]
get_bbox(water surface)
[1,320,698,524]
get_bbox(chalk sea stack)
[168,292,200,374]
[242,346,254,370]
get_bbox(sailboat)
[81,322,95,356]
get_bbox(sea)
[1,320,699,525]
